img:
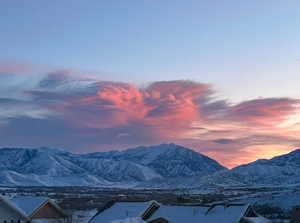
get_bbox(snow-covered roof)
[147,204,250,223]
[90,202,153,223]
[242,216,272,223]
[0,195,28,219]
[11,197,50,216]
[110,217,145,223]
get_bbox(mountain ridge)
[0,143,226,187]
[1,144,300,188]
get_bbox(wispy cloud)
[0,61,36,75]
[229,98,300,126]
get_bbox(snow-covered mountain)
[137,147,300,189]
[0,144,225,187]
[191,148,300,188]
[230,148,300,185]
[2,144,300,188]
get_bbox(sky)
[0,0,300,168]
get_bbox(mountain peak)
[124,143,197,154]
[33,147,68,154]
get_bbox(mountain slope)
[0,144,226,187]
[108,144,225,178]
[231,148,300,185]
[139,148,300,189]
[189,148,300,188]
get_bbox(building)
[89,201,159,223]
[90,201,271,223]
[0,196,27,223]
[147,203,271,223]
[0,196,68,223]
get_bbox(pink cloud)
[229,98,300,126]
[50,81,211,139]
[1,69,300,167]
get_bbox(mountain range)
[0,143,299,188]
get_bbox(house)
[0,196,27,223]
[0,196,68,223]
[89,201,159,223]
[89,200,271,223]
[147,203,271,223]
